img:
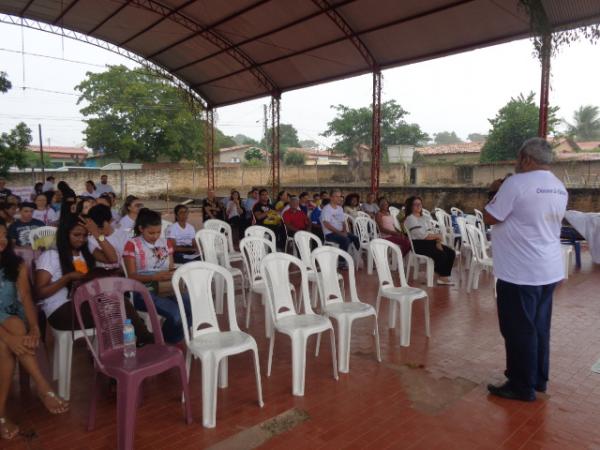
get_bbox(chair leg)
[373,315,382,362]
[57,333,73,401]
[116,378,141,450]
[218,357,228,389]
[310,281,318,310]
[388,299,397,330]
[87,371,102,431]
[426,261,434,287]
[177,360,193,425]
[424,297,431,338]
[466,264,474,293]
[215,276,224,314]
[267,333,275,377]
[238,274,247,308]
[315,332,322,357]
[251,346,264,407]
[201,357,219,428]
[337,317,353,374]
[264,295,273,338]
[399,300,414,347]
[329,328,339,381]
[367,251,373,275]
[245,291,253,329]
[291,335,309,396]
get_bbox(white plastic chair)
[240,236,291,338]
[51,327,95,401]
[464,224,494,294]
[562,245,573,279]
[312,246,381,373]
[195,229,246,314]
[450,207,464,216]
[29,226,57,249]
[293,231,344,310]
[370,239,430,347]
[473,208,491,250]
[355,211,370,218]
[203,219,243,264]
[245,225,276,244]
[261,253,338,396]
[352,216,378,274]
[172,262,263,428]
[403,223,434,287]
[388,206,403,233]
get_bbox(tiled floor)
[4,246,600,449]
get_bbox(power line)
[0,47,107,68]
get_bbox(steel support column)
[538,33,551,139]
[370,70,382,194]
[206,108,215,191]
[270,95,281,197]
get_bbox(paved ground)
[5,245,600,449]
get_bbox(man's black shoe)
[487,382,536,402]
[535,385,547,393]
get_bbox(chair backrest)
[196,229,230,268]
[422,208,432,219]
[311,246,359,309]
[455,216,469,247]
[473,208,487,237]
[388,206,402,232]
[370,238,407,289]
[172,262,238,346]
[402,221,418,254]
[73,277,163,369]
[434,209,454,247]
[353,216,376,246]
[261,252,312,320]
[240,236,276,286]
[343,213,354,231]
[450,207,463,216]
[29,226,57,247]
[245,225,276,244]
[203,218,236,254]
[356,211,370,218]
[294,230,322,270]
[465,223,491,262]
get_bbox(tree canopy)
[565,105,600,141]
[434,131,463,145]
[284,149,307,166]
[261,123,301,155]
[0,73,32,176]
[321,100,429,157]
[233,133,259,146]
[467,133,487,142]
[480,92,559,162]
[299,139,319,148]
[244,147,264,161]
[76,65,234,164]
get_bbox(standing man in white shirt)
[96,174,114,196]
[42,175,55,192]
[484,138,568,402]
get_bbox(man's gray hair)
[519,137,553,164]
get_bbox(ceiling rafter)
[171,0,359,74]
[19,0,36,16]
[52,0,81,25]
[147,0,271,59]
[193,0,476,89]
[128,0,279,94]
[87,0,132,34]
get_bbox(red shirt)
[283,208,309,231]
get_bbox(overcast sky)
[1,21,600,148]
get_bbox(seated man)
[252,188,286,250]
[202,190,224,222]
[321,189,359,259]
[8,202,45,248]
[283,196,310,238]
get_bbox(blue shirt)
[310,207,322,225]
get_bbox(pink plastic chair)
[73,277,192,450]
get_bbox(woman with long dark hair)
[226,190,245,241]
[0,219,69,441]
[118,195,142,232]
[81,180,98,199]
[403,196,455,285]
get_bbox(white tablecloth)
[565,210,600,264]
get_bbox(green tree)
[76,65,233,164]
[467,133,487,142]
[321,100,429,157]
[299,139,319,148]
[0,73,32,176]
[434,131,463,145]
[233,133,259,146]
[480,92,559,162]
[284,150,306,166]
[565,105,600,141]
[261,123,300,155]
[244,147,264,161]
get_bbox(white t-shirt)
[36,249,86,317]
[486,170,568,285]
[117,214,135,232]
[166,222,196,246]
[88,228,130,269]
[96,183,114,195]
[80,190,100,199]
[404,214,431,240]
[42,181,55,192]
[33,207,58,225]
[320,204,345,236]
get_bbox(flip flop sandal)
[0,417,19,440]
[40,391,70,415]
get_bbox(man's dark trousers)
[496,279,559,397]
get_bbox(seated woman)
[35,215,153,343]
[375,197,411,256]
[403,196,455,285]
[225,190,245,241]
[123,209,191,344]
[166,204,200,264]
[0,220,68,441]
[343,193,361,217]
[86,204,131,270]
[252,189,286,250]
[80,180,99,199]
[117,195,142,232]
[33,193,58,226]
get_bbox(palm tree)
[565,105,600,141]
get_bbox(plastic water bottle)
[123,319,136,358]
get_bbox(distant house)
[286,147,348,165]
[553,138,600,161]
[28,145,89,167]
[414,142,483,163]
[219,145,268,164]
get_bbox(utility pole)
[38,124,45,177]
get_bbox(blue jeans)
[496,279,558,397]
[134,291,191,344]
[325,232,359,253]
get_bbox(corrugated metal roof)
[1,0,599,107]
